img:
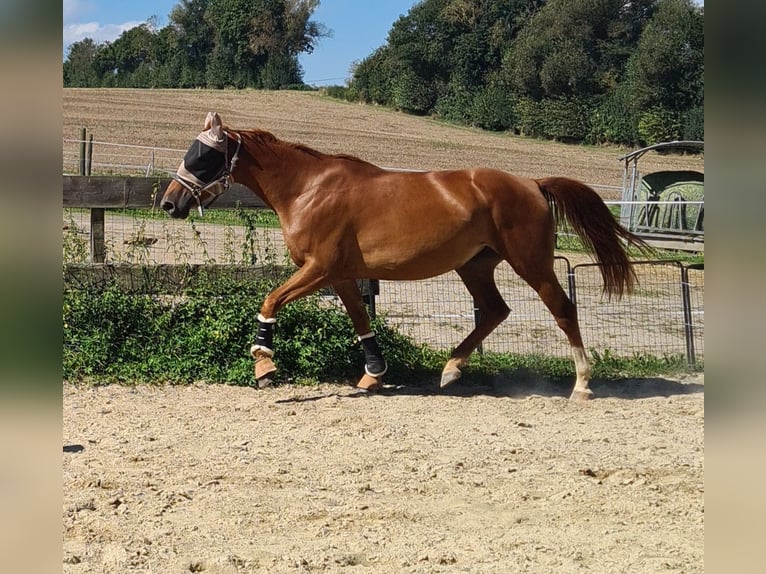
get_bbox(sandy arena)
[63,373,703,573]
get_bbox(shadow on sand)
[274,370,703,403]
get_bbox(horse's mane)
[238,128,374,167]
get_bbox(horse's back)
[323,167,550,279]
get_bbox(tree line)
[63,0,703,146]
[340,0,703,146]
[63,0,328,90]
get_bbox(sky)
[62,0,420,86]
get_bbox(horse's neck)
[238,135,318,212]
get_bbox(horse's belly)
[361,238,489,280]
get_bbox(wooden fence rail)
[63,175,268,209]
[64,175,268,263]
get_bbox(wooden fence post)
[90,208,105,263]
[80,129,105,262]
[78,128,87,176]
[86,134,93,176]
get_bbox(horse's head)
[161,112,240,218]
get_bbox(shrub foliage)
[63,277,444,386]
[64,273,696,387]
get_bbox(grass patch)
[118,207,281,228]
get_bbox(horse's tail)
[536,176,650,298]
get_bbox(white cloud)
[63,20,145,49]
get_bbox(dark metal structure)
[618,141,704,252]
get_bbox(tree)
[624,0,704,112]
[620,0,703,144]
[62,0,328,88]
[201,0,328,88]
[502,0,657,99]
[349,47,394,104]
[247,0,330,87]
[169,0,216,87]
[205,0,265,87]
[63,38,101,87]
[104,24,160,86]
[349,0,542,121]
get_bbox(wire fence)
[63,138,183,177]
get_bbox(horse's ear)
[204,112,224,139]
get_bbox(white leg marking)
[571,346,592,392]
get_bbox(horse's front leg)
[332,280,387,392]
[250,263,327,387]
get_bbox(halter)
[172,131,242,217]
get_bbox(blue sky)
[63,0,703,85]
[63,0,420,85]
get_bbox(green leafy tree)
[350,0,542,124]
[624,0,704,112]
[204,0,327,88]
[348,48,394,104]
[169,0,216,87]
[205,0,265,87]
[63,0,327,88]
[502,0,657,99]
[63,38,101,87]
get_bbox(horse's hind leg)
[332,280,387,392]
[441,250,509,387]
[522,269,592,401]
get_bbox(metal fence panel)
[572,261,702,362]
[376,273,475,351]
[682,265,705,363]
[478,258,572,357]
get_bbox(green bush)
[514,96,593,142]
[323,85,351,100]
[470,85,516,132]
[63,276,699,387]
[63,278,442,386]
[63,286,166,380]
[433,83,475,124]
[514,97,544,137]
[586,90,640,146]
[391,68,436,115]
[638,107,683,145]
[683,105,704,141]
[541,96,593,142]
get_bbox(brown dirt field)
[63,89,703,193]
[63,89,704,573]
[63,375,703,574]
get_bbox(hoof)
[356,373,383,392]
[569,389,593,402]
[256,376,273,389]
[254,359,277,382]
[440,368,462,388]
[252,349,277,387]
[440,358,465,388]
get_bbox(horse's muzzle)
[160,180,192,219]
[160,198,184,218]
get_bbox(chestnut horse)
[161,112,647,400]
